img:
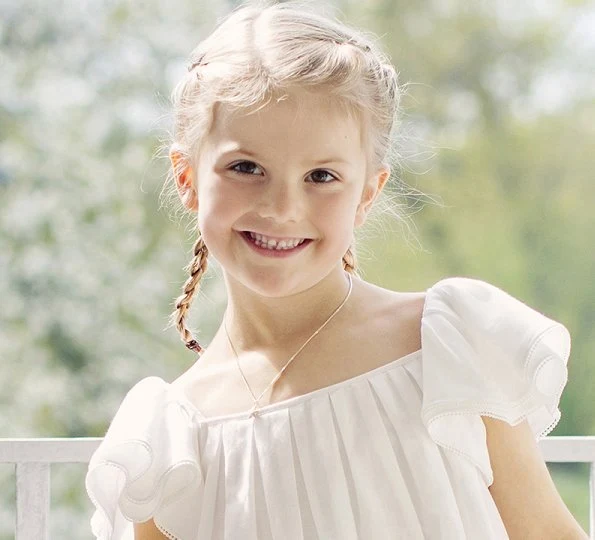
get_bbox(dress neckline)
[172,348,423,425]
[171,281,438,425]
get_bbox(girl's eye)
[229,161,337,184]
[308,170,337,184]
[230,161,264,176]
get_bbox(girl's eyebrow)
[216,147,350,166]
[215,146,261,161]
[215,147,261,161]
[312,157,350,165]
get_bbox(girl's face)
[186,90,387,298]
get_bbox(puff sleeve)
[420,277,571,487]
[85,376,204,540]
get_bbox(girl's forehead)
[219,90,354,122]
[206,90,367,158]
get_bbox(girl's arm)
[134,519,168,540]
[482,415,589,539]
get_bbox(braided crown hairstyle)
[165,1,402,355]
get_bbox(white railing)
[1,436,594,539]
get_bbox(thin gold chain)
[223,273,353,418]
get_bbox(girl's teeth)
[247,232,305,250]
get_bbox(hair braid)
[170,232,209,355]
[342,244,359,278]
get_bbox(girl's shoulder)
[418,276,571,383]
[85,375,201,538]
[417,275,571,486]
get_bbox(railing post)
[590,462,594,540]
[16,462,50,540]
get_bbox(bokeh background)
[1,0,594,537]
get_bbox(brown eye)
[309,170,337,184]
[230,161,264,175]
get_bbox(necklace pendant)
[248,403,260,418]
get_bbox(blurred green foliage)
[0,0,593,537]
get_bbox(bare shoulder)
[356,278,426,312]
[357,279,426,327]
[353,279,427,357]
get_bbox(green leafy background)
[1,0,593,536]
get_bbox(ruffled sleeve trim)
[85,376,203,540]
[420,277,571,486]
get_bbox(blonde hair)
[164,0,404,355]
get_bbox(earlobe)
[170,147,199,212]
[180,188,198,212]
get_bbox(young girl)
[85,2,587,539]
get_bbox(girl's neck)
[221,265,355,352]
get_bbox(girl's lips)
[240,231,313,258]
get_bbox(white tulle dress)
[85,276,571,540]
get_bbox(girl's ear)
[354,167,390,227]
[170,146,198,212]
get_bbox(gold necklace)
[223,273,353,418]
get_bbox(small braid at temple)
[170,232,209,355]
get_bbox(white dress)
[85,276,571,540]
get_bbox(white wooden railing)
[1,436,594,539]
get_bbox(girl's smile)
[239,230,314,258]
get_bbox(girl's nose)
[256,180,302,223]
